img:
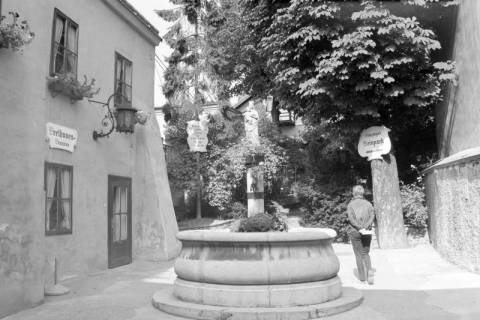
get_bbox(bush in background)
[400,181,428,229]
[294,182,350,242]
[220,202,248,220]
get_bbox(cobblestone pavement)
[4,243,480,320]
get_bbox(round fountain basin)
[174,228,340,285]
[173,277,342,308]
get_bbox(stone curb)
[178,220,235,231]
[177,228,337,242]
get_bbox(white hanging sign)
[358,126,391,161]
[187,116,208,152]
[46,122,78,153]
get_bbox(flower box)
[0,12,34,51]
[47,74,100,102]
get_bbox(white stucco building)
[0,0,180,317]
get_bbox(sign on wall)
[358,126,391,160]
[46,123,78,153]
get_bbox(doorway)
[107,175,132,268]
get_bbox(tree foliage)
[206,136,286,210]
[164,104,288,214]
[207,0,457,186]
[158,0,236,106]
[400,180,428,228]
[402,0,458,6]
[294,182,351,242]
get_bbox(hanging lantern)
[115,106,138,133]
[90,93,146,140]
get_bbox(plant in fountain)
[47,74,100,102]
[235,204,288,232]
[0,12,34,51]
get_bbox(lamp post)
[186,117,208,219]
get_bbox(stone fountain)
[152,100,362,319]
[152,229,362,319]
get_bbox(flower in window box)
[0,12,34,51]
[47,74,100,102]
[135,110,150,125]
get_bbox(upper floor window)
[45,162,73,235]
[115,53,132,107]
[50,9,78,78]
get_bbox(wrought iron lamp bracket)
[89,94,116,140]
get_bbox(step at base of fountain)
[152,286,363,320]
[173,277,342,308]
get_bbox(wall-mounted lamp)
[89,94,139,140]
[115,106,138,133]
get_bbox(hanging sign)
[265,95,273,112]
[358,126,391,160]
[187,119,208,152]
[46,122,78,153]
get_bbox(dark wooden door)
[108,175,132,268]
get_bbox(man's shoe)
[367,270,374,285]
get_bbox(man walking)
[347,185,375,285]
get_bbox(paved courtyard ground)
[4,243,480,320]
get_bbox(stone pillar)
[371,153,408,249]
[247,167,264,217]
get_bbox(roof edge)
[423,147,480,175]
[102,0,162,46]
[232,95,252,110]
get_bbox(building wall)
[425,0,480,274]
[437,1,480,157]
[425,153,480,273]
[0,0,179,317]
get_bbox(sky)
[128,0,175,107]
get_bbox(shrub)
[400,181,428,229]
[237,213,273,232]
[221,202,247,220]
[237,212,288,232]
[294,182,350,242]
[265,204,289,232]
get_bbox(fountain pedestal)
[246,159,264,217]
[152,229,363,319]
